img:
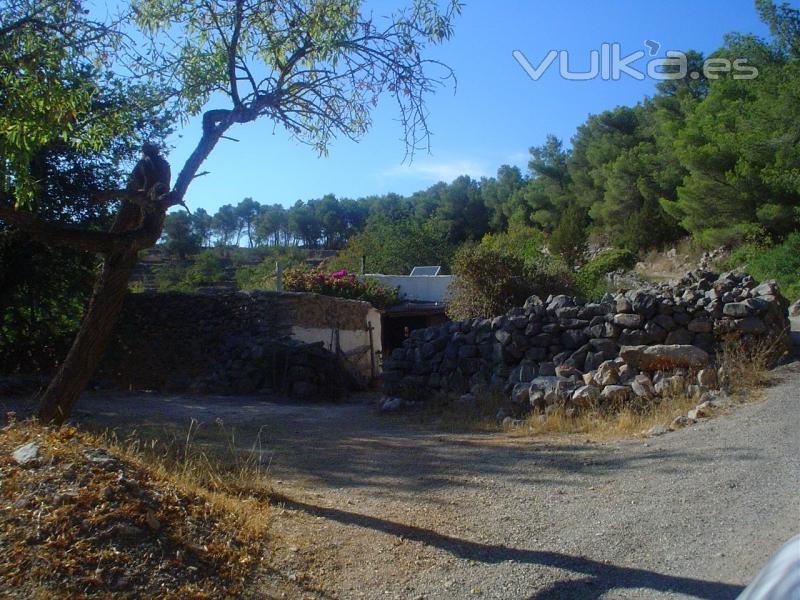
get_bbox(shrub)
[282,267,399,309]
[447,244,530,320]
[523,254,575,298]
[574,248,636,299]
[479,224,546,263]
[235,247,308,290]
[548,205,588,268]
[155,251,227,292]
[695,222,771,250]
[183,251,227,288]
[618,197,683,254]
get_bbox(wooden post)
[361,254,366,276]
[275,261,283,291]
[367,320,375,380]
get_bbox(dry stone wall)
[382,271,790,413]
[98,290,377,397]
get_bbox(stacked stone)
[98,290,362,398]
[382,271,789,412]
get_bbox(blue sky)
[167,1,776,215]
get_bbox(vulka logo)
[513,43,759,81]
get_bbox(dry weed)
[0,416,272,598]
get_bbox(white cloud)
[381,158,492,182]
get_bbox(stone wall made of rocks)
[97,290,377,397]
[382,271,790,414]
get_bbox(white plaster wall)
[290,306,382,377]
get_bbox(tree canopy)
[0,0,463,423]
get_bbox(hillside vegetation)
[154,2,798,306]
[3,2,798,372]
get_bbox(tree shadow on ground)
[271,493,745,600]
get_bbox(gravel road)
[3,356,799,599]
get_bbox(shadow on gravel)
[3,392,763,498]
[272,494,744,600]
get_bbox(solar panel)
[409,265,441,276]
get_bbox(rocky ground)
[0,421,268,598]
[3,346,798,598]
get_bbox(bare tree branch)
[0,205,140,253]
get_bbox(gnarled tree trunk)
[18,123,229,424]
[37,200,166,424]
[36,248,140,423]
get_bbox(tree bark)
[36,247,139,423]
[37,201,165,424]
[32,121,229,424]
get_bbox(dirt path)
[4,354,799,599]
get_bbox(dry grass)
[635,238,699,282]
[717,331,785,394]
[99,418,272,540]
[523,393,702,440]
[0,416,273,598]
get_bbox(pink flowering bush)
[283,267,399,309]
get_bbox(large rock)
[723,302,751,318]
[620,345,710,371]
[593,360,620,387]
[600,385,630,404]
[630,374,655,399]
[664,327,693,345]
[613,313,643,328]
[572,385,600,408]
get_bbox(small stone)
[502,416,524,429]
[647,425,670,437]
[630,374,655,399]
[83,449,118,467]
[593,360,620,387]
[12,441,39,467]
[379,397,403,412]
[687,405,711,420]
[457,393,476,404]
[13,495,33,509]
[670,415,696,429]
